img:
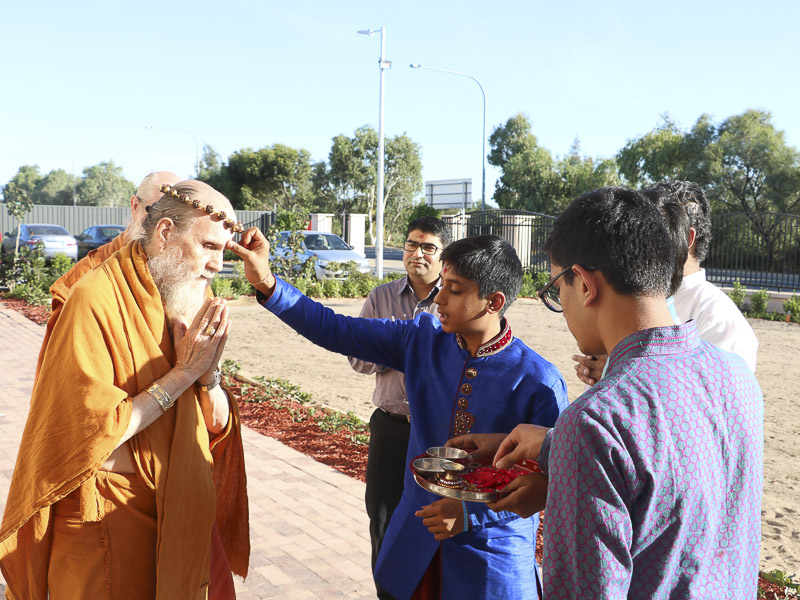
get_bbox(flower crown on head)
[157,183,245,233]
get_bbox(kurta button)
[465,368,477,379]
[458,397,469,409]
[460,383,472,395]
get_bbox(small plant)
[783,295,800,323]
[728,279,747,309]
[315,410,368,436]
[749,288,770,316]
[1,246,75,303]
[230,262,253,296]
[221,359,241,379]
[761,569,800,598]
[520,270,551,298]
[211,276,236,299]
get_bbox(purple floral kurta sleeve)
[543,322,763,599]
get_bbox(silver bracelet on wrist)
[147,382,175,412]
[197,369,221,392]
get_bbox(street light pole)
[144,125,200,177]
[410,63,487,211]
[35,153,77,205]
[358,27,390,279]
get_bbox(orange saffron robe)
[0,241,249,599]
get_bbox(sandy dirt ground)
[225,295,799,571]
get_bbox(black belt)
[378,407,411,423]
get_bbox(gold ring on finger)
[204,325,217,336]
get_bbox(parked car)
[273,230,371,280]
[75,225,125,259]
[1,224,78,261]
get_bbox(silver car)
[1,223,78,260]
[275,230,371,279]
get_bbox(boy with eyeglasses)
[453,187,763,599]
[229,230,567,600]
[347,216,449,599]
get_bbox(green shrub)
[749,288,770,316]
[230,262,253,296]
[519,270,550,298]
[322,278,341,298]
[49,254,74,278]
[211,276,236,299]
[8,282,51,305]
[783,295,800,320]
[728,279,746,309]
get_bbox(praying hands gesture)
[173,297,230,383]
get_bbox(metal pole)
[145,126,200,177]
[409,64,487,210]
[376,27,386,279]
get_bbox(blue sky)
[2,0,798,207]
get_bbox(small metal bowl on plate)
[412,457,456,474]
[426,446,468,460]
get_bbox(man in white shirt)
[573,180,758,383]
[649,180,758,372]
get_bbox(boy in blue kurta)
[229,232,568,600]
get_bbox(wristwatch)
[197,369,221,392]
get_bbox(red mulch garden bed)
[225,375,368,482]
[0,298,790,596]
[0,297,51,325]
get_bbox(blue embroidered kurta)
[544,322,763,599]
[259,278,568,599]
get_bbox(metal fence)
[1,204,275,237]
[443,209,800,292]
[442,210,557,271]
[705,212,800,291]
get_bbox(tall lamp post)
[35,153,77,206]
[410,63,487,211]
[358,26,390,279]
[144,125,200,177]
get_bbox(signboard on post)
[425,179,472,210]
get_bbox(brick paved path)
[0,305,375,599]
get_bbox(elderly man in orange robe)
[34,170,181,380]
[0,180,249,599]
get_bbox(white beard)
[148,242,211,322]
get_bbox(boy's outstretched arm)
[226,227,276,297]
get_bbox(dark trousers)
[366,408,411,600]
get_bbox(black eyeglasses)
[538,265,596,313]
[404,240,441,255]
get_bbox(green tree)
[489,115,616,214]
[2,166,39,257]
[616,113,714,187]
[2,165,41,209]
[380,133,423,244]
[556,138,620,207]
[226,144,313,211]
[197,144,233,198]
[76,160,135,207]
[32,169,76,205]
[317,126,423,244]
[706,110,800,215]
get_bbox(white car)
[1,223,78,261]
[274,230,371,280]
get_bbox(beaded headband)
[157,183,245,233]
